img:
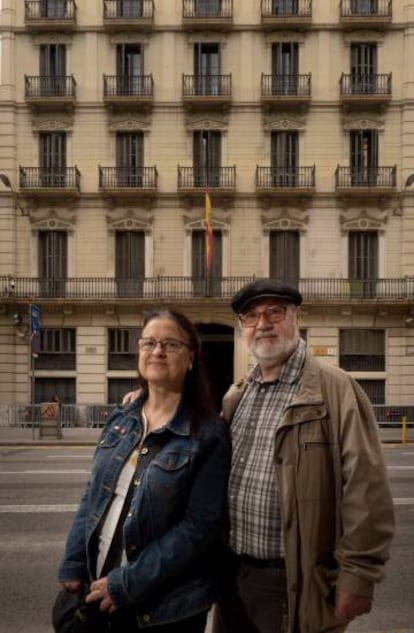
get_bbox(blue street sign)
[29,304,41,358]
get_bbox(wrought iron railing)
[19,166,81,190]
[182,0,233,19]
[177,166,236,189]
[99,166,158,189]
[335,166,396,188]
[339,0,392,18]
[261,0,312,18]
[24,75,77,99]
[103,0,154,19]
[103,75,153,98]
[256,166,315,188]
[24,0,77,21]
[340,73,391,96]
[2,276,414,301]
[261,74,311,97]
[182,74,232,98]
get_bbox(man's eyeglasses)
[137,337,191,354]
[238,305,288,328]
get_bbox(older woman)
[56,309,230,633]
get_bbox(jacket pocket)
[147,452,192,527]
[297,437,335,502]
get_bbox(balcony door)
[116,132,143,186]
[350,0,378,15]
[348,231,378,297]
[192,230,222,295]
[193,131,221,186]
[272,42,298,94]
[194,43,220,95]
[272,0,299,15]
[116,44,142,95]
[350,129,378,185]
[118,0,143,17]
[115,231,145,297]
[40,44,66,95]
[40,0,67,18]
[350,43,377,93]
[269,230,300,285]
[271,131,298,186]
[39,132,66,187]
[39,230,67,297]
[195,0,222,16]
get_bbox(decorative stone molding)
[186,116,229,131]
[263,116,306,131]
[32,117,73,132]
[343,31,384,45]
[343,117,384,131]
[261,209,308,234]
[188,34,227,46]
[265,32,306,45]
[340,209,387,233]
[106,210,153,234]
[110,33,149,45]
[30,209,76,233]
[33,34,72,46]
[108,117,150,132]
[183,210,230,233]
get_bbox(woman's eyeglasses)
[238,305,287,328]
[137,337,191,354]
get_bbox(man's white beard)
[249,331,299,369]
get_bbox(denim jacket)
[58,397,231,628]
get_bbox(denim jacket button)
[143,614,151,623]
[134,478,141,486]
[141,447,149,455]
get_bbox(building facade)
[0,0,414,416]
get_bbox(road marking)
[0,469,89,474]
[393,498,414,505]
[388,465,414,470]
[0,504,78,513]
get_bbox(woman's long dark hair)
[137,308,217,434]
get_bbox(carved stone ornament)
[34,34,72,46]
[106,210,153,233]
[343,31,384,45]
[30,210,76,232]
[265,32,305,45]
[108,117,150,132]
[340,210,387,233]
[186,117,228,131]
[32,117,73,132]
[110,33,149,45]
[261,210,308,234]
[184,216,229,235]
[188,33,227,46]
[263,116,306,131]
[343,117,384,131]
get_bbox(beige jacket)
[222,352,395,633]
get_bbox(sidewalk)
[0,425,412,446]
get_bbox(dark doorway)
[196,323,234,412]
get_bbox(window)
[192,229,222,295]
[195,0,222,16]
[108,328,140,370]
[116,44,142,94]
[39,132,67,186]
[38,230,67,297]
[108,378,139,404]
[194,43,220,95]
[116,132,144,186]
[193,130,222,186]
[269,230,300,285]
[271,131,298,186]
[40,0,67,19]
[40,44,66,95]
[350,43,377,93]
[355,379,385,404]
[117,0,143,17]
[350,0,379,16]
[340,329,385,371]
[271,43,298,94]
[271,0,299,15]
[350,130,378,185]
[115,231,145,297]
[36,328,76,370]
[34,378,76,404]
[348,230,378,297]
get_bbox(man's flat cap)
[231,278,302,314]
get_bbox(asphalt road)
[0,445,413,633]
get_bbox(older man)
[213,278,394,633]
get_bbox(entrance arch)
[196,323,234,412]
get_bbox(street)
[0,445,413,633]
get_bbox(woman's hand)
[122,389,141,405]
[61,580,82,593]
[85,577,118,614]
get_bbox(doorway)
[196,323,234,412]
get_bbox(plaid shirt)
[228,338,306,559]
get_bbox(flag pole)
[205,186,213,294]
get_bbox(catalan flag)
[205,187,213,277]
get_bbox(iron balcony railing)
[261,74,311,97]
[24,75,77,99]
[335,166,396,188]
[182,74,232,98]
[177,166,236,189]
[103,0,154,19]
[340,73,391,97]
[103,74,153,98]
[182,0,233,19]
[261,0,312,18]
[19,166,81,190]
[339,0,392,18]
[3,276,414,301]
[24,0,77,21]
[256,166,315,188]
[99,166,158,189]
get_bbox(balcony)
[24,75,77,109]
[2,275,413,304]
[339,0,392,29]
[182,0,233,30]
[256,166,315,196]
[182,75,232,109]
[177,166,236,198]
[19,166,81,197]
[99,166,158,197]
[103,0,154,31]
[335,166,396,196]
[261,0,312,29]
[340,73,391,107]
[103,75,153,108]
[261,74,311,109]
[24,0,77,31]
